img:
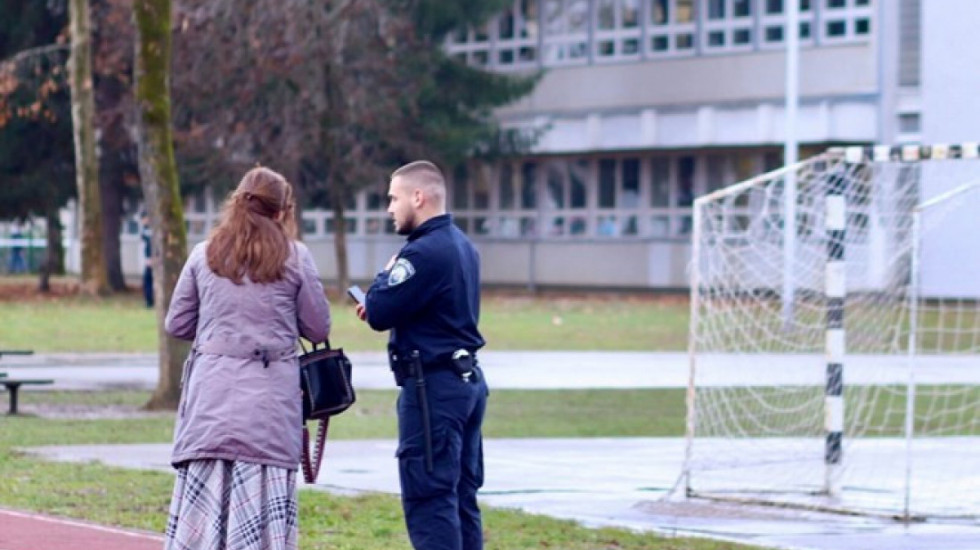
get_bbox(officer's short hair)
[392,161,445,189]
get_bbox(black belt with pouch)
[389,348,478,386]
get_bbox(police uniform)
[365,213,488,550]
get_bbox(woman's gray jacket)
[165,241,331,470]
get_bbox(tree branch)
[0,43,70,72]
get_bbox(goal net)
[683,144,980,520]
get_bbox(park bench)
[0,350,34,360]
[2,379,54,415]
[0,350,54,415]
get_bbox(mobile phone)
[347,285,367,305]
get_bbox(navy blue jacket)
[365,214,485,365]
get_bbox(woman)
[164,166,330,550]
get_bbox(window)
[677,156,695,234]
[899,113,921,135]
[651,0,668,23]
[650,158,670,207]
[702,0,754,53]
[706,154,728,193]
[542,0,590,65]
[765,26,783,42]
[759,0,818,48]
[496,0,539,69]
[446,21,492,68]
[326,218,356,235]
[451,0,870,68]
[707,0,725,19]
[820,0,873,42]
[521,162,538,209]
[453,165,470,210]
[599,160,617,208]
[595,157,641,237]
[447,1,538,70]
[363,184,390,235]
[646,0,696,57]
[301,218,318,235]
[649,157,671,237]
[544,159,589,236]
[499,165,515,209]
[594,0,642,60]
[497,162,539,238]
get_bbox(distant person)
[163,166,331,550]
[140,212,153,307]
[8,229,27,274]
[355,160,488,550]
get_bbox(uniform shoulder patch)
[388,258,416,286]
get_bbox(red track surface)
[0,508,163,550]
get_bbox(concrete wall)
[499,45,877,117]
[118,234,693,289]
[921,0,980,144]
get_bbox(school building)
[64,0,980,289]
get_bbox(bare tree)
[172,0,423,291]
[134,0,188,410]
[68,0,110,294]
[171,0,536,292]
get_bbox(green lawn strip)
[0,294,690,352]
[0,390,761,550]
[0,454,750,550]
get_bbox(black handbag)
[299,339,355,484]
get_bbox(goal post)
[683,144,980,520]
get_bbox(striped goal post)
[682,143,980,520]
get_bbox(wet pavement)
[24,438,980,550]
[6,350,980,391]
[7,352,980,549]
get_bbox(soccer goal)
[682,144,980,520]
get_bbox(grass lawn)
[0,277,690,352]
[0,390,760,550]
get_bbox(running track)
[0,508,163,550]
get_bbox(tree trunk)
[68,0,110,295]
[101,175,127,291]
[135,0,188,410]
[330,175,350,293]
[39,206,65,293]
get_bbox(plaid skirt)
[165,459,298,550]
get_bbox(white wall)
[917,162,980,298]
[921,0,980,144]
[499,46,877,116]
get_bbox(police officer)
[356,160,487,550]
[140,212,154,308]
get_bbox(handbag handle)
[298,338,332,353]
[299,337,334,484]
[301,418,329,484]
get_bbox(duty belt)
[390,353,479,386]
[196,340,296,368]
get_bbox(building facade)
[98,0,971,289]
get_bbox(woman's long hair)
[206,167,296,284]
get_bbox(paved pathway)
[6,350,980,392]
[6,352,980,549]
[24,439,980,550]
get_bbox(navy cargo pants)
[397,367,488,550]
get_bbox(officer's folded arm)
[364,252,441,331]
